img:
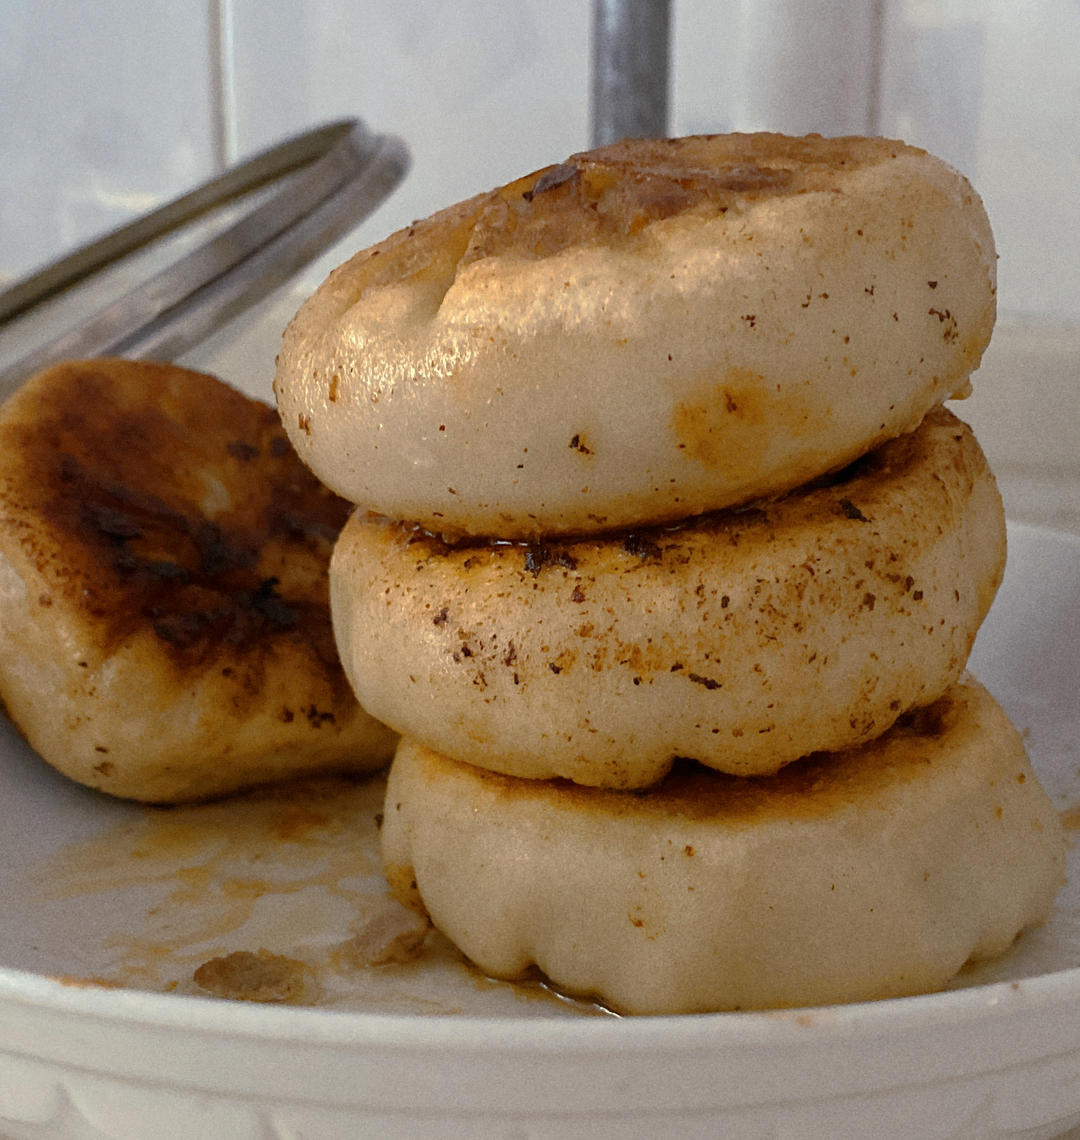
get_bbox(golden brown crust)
[0,358,397,801]
[458,135,925,266]
[3,358,347,681]
[416,688,965,826]
[323,134,917,295]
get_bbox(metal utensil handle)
[116,133,409,366]
[0,119,409,396]
[591,0,672,146]
[0,120,365,325]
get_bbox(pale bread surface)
[276,134,996,537]
[382,678,1066,1015]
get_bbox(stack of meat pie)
[275,134,1066,1014]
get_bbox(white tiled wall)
[2,0,1079,325]
[1,1,219,276]
[225,0,593,267]
[0,1,1076,540]
[879,0,1080,324]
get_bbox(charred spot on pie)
[10,362,350,677]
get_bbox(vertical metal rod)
[590,0,672,147]
[865,0,887,135]
[208,0,238,169]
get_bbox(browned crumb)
[193,948,311,1003]
[48,974,124,989]
[341,896,431,966]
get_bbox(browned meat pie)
[0,358,396,802]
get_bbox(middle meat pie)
[330,407,1005,790]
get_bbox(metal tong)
[0,119,409,397]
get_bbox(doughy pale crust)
[331,408,1005,788]
[382,679,1066,1015]
[0,359,397,802]
[276,133,996,537]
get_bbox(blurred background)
[1,0,1078,527]
[3,0,1078,321]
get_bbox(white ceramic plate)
[0,520,1078,1140]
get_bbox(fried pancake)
[276,133,996,537]
[383,678,1066,1015]
[0,359,397,802]
[331,407,1005,788]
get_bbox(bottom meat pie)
[383,678,1065,1015]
